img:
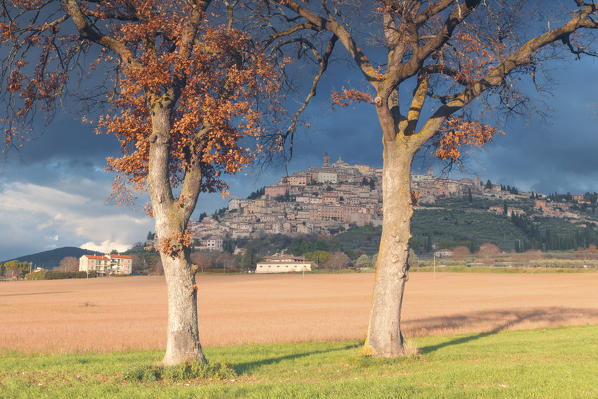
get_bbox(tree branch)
[411,1,598,148]
[404,73,429,136]
[274,0,382,84]
[63,0,142,70]
[285,34,337,158]
[383,0,481,100]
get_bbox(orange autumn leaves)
[331,88,374,108]
[92,3,282,195]
[436,116,503,161]
[443,31,500,85]
[2,0,283,197]
[159,230,193,258]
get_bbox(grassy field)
[3,273,598,353]
[1,325,597,398]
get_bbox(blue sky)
[0,44,597,260]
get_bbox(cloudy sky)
[1,33,597,260]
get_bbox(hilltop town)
[188,154,598,251]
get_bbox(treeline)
[546,192,598,203]
[0,259,96,280]
[509,213,597,252]
[0,260,32,279]
[25,270,96,280]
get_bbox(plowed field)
[1,273,597,353]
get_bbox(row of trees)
[3,0,597,363]
[510,214,597,252]
[0,260,32,279]
[189,249,362,271]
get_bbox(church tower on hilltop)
[323,152,330,167]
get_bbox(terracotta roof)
[109,255,132,259]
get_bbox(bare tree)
[190,252,212,273]
[324,251,351,270]
[57,257,79,272]
[265,0,598,357]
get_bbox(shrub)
[163,360,235,381]
[123,365,162,382]
[123,361,236,382]
[25,271,97,280]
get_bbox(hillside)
[227,196,598,257]
[190,155,598,256]
[3,247,103,269]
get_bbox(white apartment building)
[255,254,314,273]
[79,254,133,275]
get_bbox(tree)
[407,248,418,268]
[302,250,331,267]
[267,0,598,357]
[1,1,282,365]
[324,251,351,270]
[240,247,256,269]
[2,260,31,278]
[369,178,376,191]
[190,252,212,273]
[477,242,501,264]
[355,254,373,269]
[129,254,143,274]
[149,257,164,276]
[57,257,79,272]
[213,251,238,271]
[452,246,471,259]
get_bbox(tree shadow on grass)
[416,306,598,354]
[234,343,361,375]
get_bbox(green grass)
[2,325,598,398]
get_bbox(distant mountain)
[2,247,104,269]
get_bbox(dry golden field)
[1,272,598,353]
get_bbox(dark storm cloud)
[5,115,120,165]
[470,57,598,193]
[1,41,597,258]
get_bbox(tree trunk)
[161,248,207,366]
[148,103,207,366]
[363,138,414,357]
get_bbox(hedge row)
[25,271,97,280]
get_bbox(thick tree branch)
[177,123,211,221]
[404,73,429,136]
[414,0,454,25]
[411,2,598,148]
[274,0,381,84]
[63,0,142,70]
[180,1,212,56]
[382,0,481,100]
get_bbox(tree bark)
[161,249,207,366]
[363,137,415,357]
[148,103,207,365]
